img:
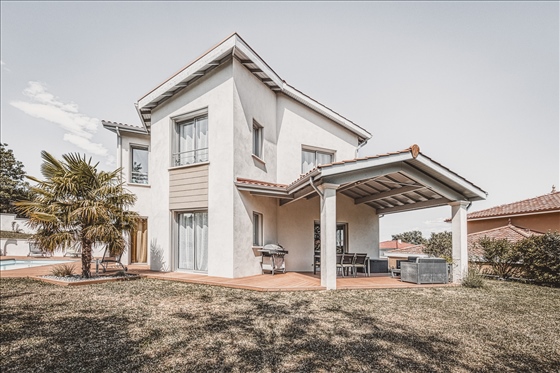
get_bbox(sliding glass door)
[177,211,208,272]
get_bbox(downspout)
[355,139,368,158]
[309,175,323,199]
[116,127,123,183]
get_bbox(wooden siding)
[169,164,209,210]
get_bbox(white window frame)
[253,212,263,247]
[301,146,335,174]
[252,120,263,159]
[130,145,149,184]
[171,108,209,167]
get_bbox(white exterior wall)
[231,59,279,277]
[119,133,151,265]
[276,95,359,184]
[125,58,369,278]
[148,62,235,275]
[277,193,377,272]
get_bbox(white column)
[320,183,339,290]
[450,201,469,283]
[371,211,380,259]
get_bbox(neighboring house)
[385,242,427,270]
[103,33,486,289]
[379,239,420,258]
[467,188,560,234]
[467,223,543,261]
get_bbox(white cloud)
[1,60,10,72]
[10,81,108,158]
[105,154,116,167]
[63,134,107,157]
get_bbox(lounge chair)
[28,242,50,257]
[63,244,82,257]
[98,246,127,273]
[27,241,51,257]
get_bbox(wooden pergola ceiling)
[338,172,447,213]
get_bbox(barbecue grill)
[258,244,288,275]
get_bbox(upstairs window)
[131,146,149,184]
[174,114,208,166]
[252,120,263,159]
[301,148,334,174]
[253,212,263,247]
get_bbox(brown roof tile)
[467,224,543,260]
[379,240,417,250]
[387,244,426,255]
[468,191,560,219]
[236,178,287,189]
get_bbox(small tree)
[477,237,521,279]
[425,231,452,262]
[15,151,138,278]
[0,143,31,216]
[391,230,428,245]
[516,232,560,286]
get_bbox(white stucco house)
[103,33,486,289]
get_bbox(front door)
[177,211,208,272]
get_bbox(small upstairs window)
[174,114,208,166]
[252,120,263,159]
[131,146,149,184]
[301,148,334,174]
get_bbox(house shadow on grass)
[1,312,144,373]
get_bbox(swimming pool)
[0,259,74,271]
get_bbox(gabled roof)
[379,240,417,250]
[135,33,372,143]
[387,244,426,255]
[467,191,560,220]
[236,144,487,214]
[467,223,543,260]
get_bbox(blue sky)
[1,2,558,240]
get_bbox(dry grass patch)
[1,278,559,372]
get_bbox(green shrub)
[517,232,560,287]
[462,267,485,288]
[478,237,521,279]
[50,263,75,277]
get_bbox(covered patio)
[237,145,487,289]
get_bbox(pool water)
[0,259,74,271]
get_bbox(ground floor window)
[178,211,208,272]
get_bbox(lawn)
[1,278,559,372]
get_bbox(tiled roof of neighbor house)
[467,223,543,260]
[379,240,417,250]
[387,244,426,255]
[468,190,560,220]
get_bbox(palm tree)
[16,152,138,278]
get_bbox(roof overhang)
[236,145,487,215]
[134,33,372,143]
[102,120,149,135]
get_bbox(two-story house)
[103,33,486,289]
